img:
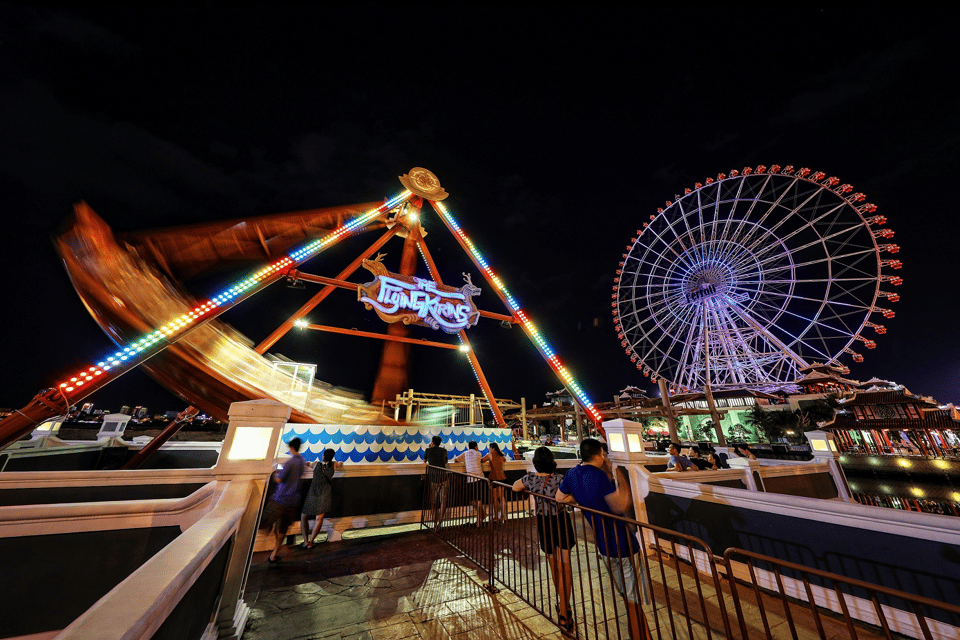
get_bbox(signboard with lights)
[358,256,480,334]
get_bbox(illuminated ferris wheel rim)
[612,165,902,393]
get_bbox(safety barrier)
[723,548,960,640]
[423,465,732,639]
[422,464,960,640]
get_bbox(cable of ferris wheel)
[747,277,877,285]
[750,219,866,267]
[713,174,748,246]
[671,193,704,262]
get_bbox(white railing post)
[804,429,853,501]
[213,399,292,640]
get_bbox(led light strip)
[57,191,412,396]
[431,200,603,424]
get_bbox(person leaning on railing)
[424,436,450,526]
[557,438,651,640]
[483,442,508,523]
[512,446,576,632]
[300,447,344,549]
[454,441,487,527]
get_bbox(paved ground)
[241,527,908,640]
[242,530,566,640]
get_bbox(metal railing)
[422,466,732,639]
[723,548,960,640]
[421,465,960,640]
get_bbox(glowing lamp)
[226,427,274,461]
[294,319,309,328]
[458,344,470,352]
[805,430,839,455]
[603,419,648,463]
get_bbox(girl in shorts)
[513,446,576,632]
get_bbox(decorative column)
[214,399,292,640]
[603,418,649,464]
[805,429,853,501]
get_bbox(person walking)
[557,438,652,640]
[513,447,576,633]
[454,441,486,527]
[259,437,305,563]
[483,441,508,523]
[300,448,343,548]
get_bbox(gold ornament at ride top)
[399,167,448,201]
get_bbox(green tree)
[727,423,750,442]
[692,419,715,442]
[745,404,767,435]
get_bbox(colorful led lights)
[54,191,411,399]
[431,200,602,423]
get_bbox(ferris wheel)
[613,165,901,393]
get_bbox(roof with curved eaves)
[839,387,940,408]
[827,406,960,430]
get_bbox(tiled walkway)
[242,528,905,640]
[242,531,564,639]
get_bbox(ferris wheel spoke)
[751,289,875,313]
[743,296,858,356]
[715,178,749,245]
[715,305,775,383]
[753,222,867,268]
[766,247,878,271]
[746,198,849,260]
[707,305,750,386]
[723,299,815,367]
[718,174,778,247]
[673,197,701,258]
[633,308,697,367]
[623,286,686,313]
[735,180,825,250]
[753,277,877,285]
[624,298,687,342]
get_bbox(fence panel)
[723,548,960,640]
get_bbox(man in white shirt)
[454,441,486,527]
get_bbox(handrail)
[638,466,960,542]
[723,547,960,640]
[56,479,253,639]
[0,467,221,489]
[423,464,960,640]
[0,481,216,527]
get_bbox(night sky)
[1,7,958,415]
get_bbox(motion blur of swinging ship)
[0,169,604,447]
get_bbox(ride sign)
[358,256,480,334]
